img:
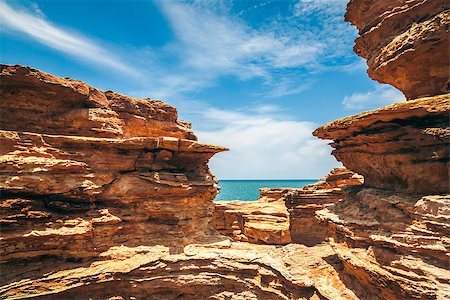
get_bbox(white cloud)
[0,1,138,76]
[155,0,355,98]
[196,107,340,179]
[342,84,406,110]
[294,0,348,17]
[158,1,323,77]
[250,104,283,114]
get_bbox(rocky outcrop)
[312,45,449,300]
[2,0,449,294]
[345,0,449,99]
[311,102,450,297]
[314,94,449,194]
[316,187,450,299]
[303,167,363,190]
[0,65,367,300]
[0,65,227,286]
[0,241,362,300]
[0,65,196,139]
[303,2,450,298]
[286,168,363,246]
[213,168,363,246]
[213,188,292,244]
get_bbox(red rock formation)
[310,4,450,296]
[1,65,365,300]
[0,65,197,140]
[316,188,450,299]
[314,94,450,194]
[0,241,362,300]
[0,65,227,284]
[213,188,292,244]
[345,0,449,99]
[312,98,450,298]
[213,168,363,246]
[304,167,363,190]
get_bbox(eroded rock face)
[345,0,449,99]
[308,3,450,298]
[213,168,363,246]
[0,65,196,139]
[303,167,363,190]
[0,241,361,300]
[0,65,226,273]
[316,187,450,300]
[314,94,450,194]
[213,188,292,245]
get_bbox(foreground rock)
[345,0,449,99]
[0,65,226,282]
[284,168,363,245]
[0,241,360,300]
[0,65,362,300]
[316,188,450,299]
[312,68,449,300]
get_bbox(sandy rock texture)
[0,241,361,300]
[0,65,364,300]
[345,0,449,99]
[316,188,450,300]
[314,94,450,194]
[0,65,227,285]
[213,188,292,245]
[213,168,363,246]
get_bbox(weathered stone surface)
[345,0,449,99]
[304,167,363,190]
[0,64,196,139]
[0,241,360,300]
[316,187,450,300]
[314,94,450,194]
[213,168,362,246]
[213,188,292,245]
[0,65,227,270]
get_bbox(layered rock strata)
[303,167,363,190]
[286,168,362,246]
[303,2,450,298]
[316,187,450,299]
[0,241,360,300]
[213,188,292,244]
[312,97,450,298]
[213,168,363,246]
[312,60,449,300]
[0,65,367,300]
[313,94,450,194]
[0,65,226,286]
[345,0,449,99]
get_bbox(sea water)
[215,180,317,201]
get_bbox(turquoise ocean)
[215,180,317,201]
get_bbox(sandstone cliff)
[0,65,227,286]
[306,1,450,297]
[0,66,363,300]
[1,0,449,298]
[345,0,449,99]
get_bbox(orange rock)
[345,0,449,99]
[314,94,450,194]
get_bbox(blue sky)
[0,0,405,179]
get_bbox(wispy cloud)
[195,106,339,179]
[158,1,322,77]
[154,0,356,98]
[0,1,138,76]
[342,84,406,110]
